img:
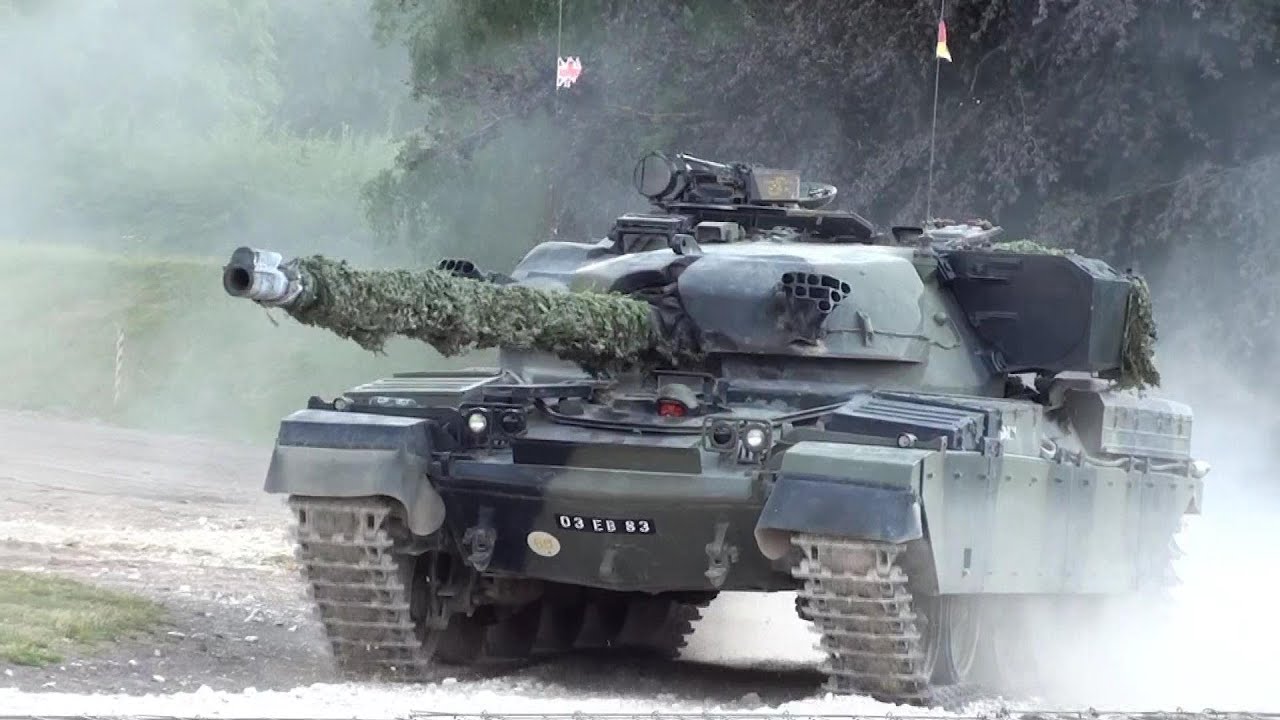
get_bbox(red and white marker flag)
[935,19,952,61]
[556,56,583,88]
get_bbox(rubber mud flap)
[264,408,445,536]
[756,473,923,550]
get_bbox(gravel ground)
[0,410,328,695]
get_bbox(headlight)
[738,422,773,459]
[466,411,489,435]
[706,420,738,451]
[499,409,527,435]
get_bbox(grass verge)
[0,570,165,666]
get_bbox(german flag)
[936,18,952,62]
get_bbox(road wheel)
[576,595,628,648]
[409,550,488,666]
[613,595,704,658]
[484,600,542,659]
[921,595,983,685]
[534,590,587,652]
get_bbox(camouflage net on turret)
[281,255,690,374]
[991,240,1160,390]
[991,239,1072,255]
[1118,274,1160,390]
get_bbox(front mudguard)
[263,409,446,536]
[754,441,937,559]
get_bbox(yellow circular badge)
[526,531,561,558]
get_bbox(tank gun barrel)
[221,246,693,373]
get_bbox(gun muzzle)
[222,246,303,306]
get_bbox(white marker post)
[114,323,125,408]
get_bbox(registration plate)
[556,514,654,535]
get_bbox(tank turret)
[223,152,1159,392]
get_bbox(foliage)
[363,0,747,267]
[364,0,1280,368]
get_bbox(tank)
[222,152,1207,707]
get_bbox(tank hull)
[266,382,1202,596]
[265,376,1203,706]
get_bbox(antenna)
[926,0,948,222]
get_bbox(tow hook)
[704,521,739,588]
[461,506,497,571]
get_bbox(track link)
[289,496,713,679]
[290,496,432,680]
[791,533,987,710]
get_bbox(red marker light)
[657,400,687,417]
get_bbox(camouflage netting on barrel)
[992,240,1160,390]
[282,255,692,374]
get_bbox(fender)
[754,441,941,559]
[263,409,446,536]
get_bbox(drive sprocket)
[289,495,484,679]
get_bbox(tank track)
[289,495,434,680]
[790,533,986,710]
[289,495,714,678]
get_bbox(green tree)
[363,0,744,266]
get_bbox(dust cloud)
[1032,347,1280,711]
[682,345,1280,711]
[1013,131,1280,709]
[681,308,1280,712]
